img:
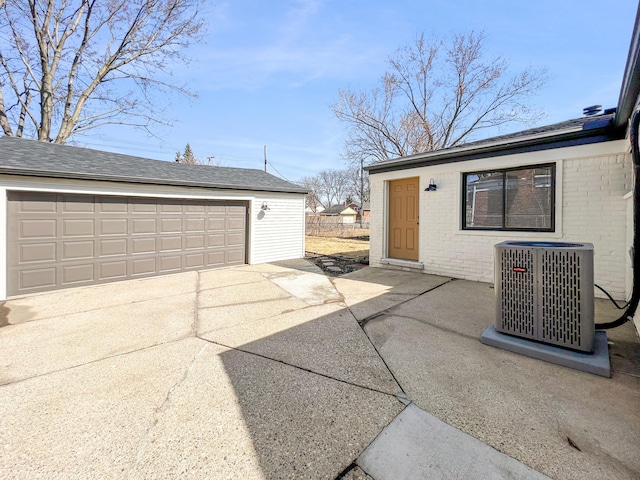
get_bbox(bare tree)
[0,0,204,143]
[333,31,547,164]
[300,169,352,210]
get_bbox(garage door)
[7,192,248,295]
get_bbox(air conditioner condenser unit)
[495,241,595,353]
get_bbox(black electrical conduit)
[595,108,640,329]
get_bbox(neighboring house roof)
[366,112,624,174]
[321,205,357,215]
[0,136,308,194]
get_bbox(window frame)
[461,163,556,232]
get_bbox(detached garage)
[0,137,308,299]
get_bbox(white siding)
[250,193,305,264]
[370,140,631,300]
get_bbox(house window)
[463,164,555,231]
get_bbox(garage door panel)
[130,199,157,213]
[160,218,182,233]
[160,202,183,213]
[61,195,95,212]
[131,237,156,255]
[131,218,156,234]
[63,218,94,237]
[20,219,56,239]
[208,218,225,231]
[185,253,205,268]
[131,257,157,276]
[100,261,127,280]
[227,206,246,214]
[99,197,128,213]
[207,233,225,247]
[207,251,225,266]
[62,264,94,285]
[100,218,127,235]
[226,232,244,247]
[226,249,244,264]
[16,193,57,213]
[185,235,205,250]
[227,217,245,230]
[185,218,205,232]
[99,238,127,256]
[160,236,182,252]
[20,243,56,263]
[62,240,94,260]
[185,204,205,213]
[19,268,56,290]
[159,256,181,272]
[8,192,247,295]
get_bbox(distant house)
[320,205,358,224]
[305,205,325,214]
[360,201,371,220]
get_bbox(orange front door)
[388,177,419,261]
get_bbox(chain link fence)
[305,215,370,238]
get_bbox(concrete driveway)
[1,259,639,479]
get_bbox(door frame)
[385,176,420,261]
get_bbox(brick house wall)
[368,140,632,300]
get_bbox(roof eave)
[615,2,640,128]
[0,168,310,195]
[365,124,625,174]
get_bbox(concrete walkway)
[0,260,639,479]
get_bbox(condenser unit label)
[512,267,528,273]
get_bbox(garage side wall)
[249,193,306,264]
[369,140,632,300]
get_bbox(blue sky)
[74,0,638,184]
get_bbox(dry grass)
[305,235,369,258]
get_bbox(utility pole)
[360,157,364,206]
[264,145,267,172]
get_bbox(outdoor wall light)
[261,201,270,211]
[425,178,437,192]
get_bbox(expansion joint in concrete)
[196,336,400,400]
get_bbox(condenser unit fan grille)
[499,248,535,339]
[495,241,594,352]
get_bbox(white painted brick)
[369,144,632,301]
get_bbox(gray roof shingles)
[0,136,308,194]
[366,112,621,172]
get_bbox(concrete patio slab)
[198,296,310,335]
[129,341,403,479]
[198,267,265,288]
[264,264,342,305]
[199,302,400,394]
[198,278,292,309]
[364,279,640,480]
[333,268,451,320]
[357,403,551,480]
[0,291,195,384]
[0,338,206,479]
[2,270,197,325]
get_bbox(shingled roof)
[366,111,626,174]
[0,136,308,194]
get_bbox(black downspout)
[596,109,640,329]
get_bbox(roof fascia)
[615,2,640,128]
[0,168,310,195]
[366,126,625,174]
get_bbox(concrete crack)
[127,342,207,478]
